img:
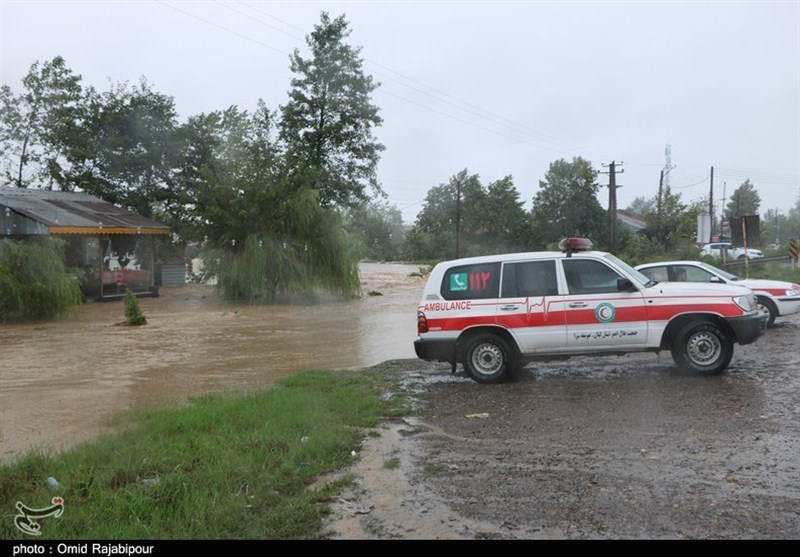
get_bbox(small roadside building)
[0,187,173,300]
[616,209,648,234]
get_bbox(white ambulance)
[414,238,767,383]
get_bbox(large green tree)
[403,169,529,260]
[726,179,761,220]
[0,58,182,220]
[60,79,181,218]
[173,103,360,303]
[170,103,282,245]
[529,157,606,247]
[784,193,800,242]
[403,170,481,260]
[625,196,655,218]
[344,200,405,261]
[279,12,384,209]
[467,175,529,254]
[0,56,83,189]
[619,185,697,253]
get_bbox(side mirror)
[617,278,637,292]
[710,276,725,284]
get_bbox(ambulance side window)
[562,259,622,295]
[501,261,558,298]
[681,265,713,282]
[441,262,501,301]
[639,266,668,283]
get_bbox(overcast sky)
[2,0,798,225]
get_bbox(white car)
[700,242,764,260]
[414,238,767,383]
[635,260,800,328]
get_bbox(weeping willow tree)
[203,188,361,304]
[0,237,83,321]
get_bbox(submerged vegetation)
[205,207,360,304]
[123,289,147,326]
[0,237,83,322]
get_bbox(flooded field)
[0,262,426,463]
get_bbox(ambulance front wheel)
[463,333,515,384]
[671,320,733,375]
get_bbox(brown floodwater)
[0,262,426,463]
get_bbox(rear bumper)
[726,312,768,345]
[414,338,457,363]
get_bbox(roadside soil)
[322,315,800,540]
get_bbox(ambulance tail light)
[417,310,429,334]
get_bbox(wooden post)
[741,217,749,279]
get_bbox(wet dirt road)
[326,314,800,539]
[0,262,425,463]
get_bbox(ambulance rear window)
[501,260,558,298]
[441,262,501,300]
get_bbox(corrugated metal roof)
[0,187,171,235]
[616,209,647,232]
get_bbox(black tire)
[462,334,516,384]
[671,320,734,375]
[756,296,778,328]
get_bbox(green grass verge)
[0,365,412,540]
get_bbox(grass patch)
[383,457,400,470]
[0,364,412,540]
[422,462,445,477]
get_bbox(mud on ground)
[322,315,800,540]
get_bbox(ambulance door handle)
[499,305,519,311]
[568,302,588,308]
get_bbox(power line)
[156,0,611,159]
[156,0,289,56]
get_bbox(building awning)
[0,187,172,235]
[48,226,170,235]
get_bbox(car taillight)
[417,310,429,334]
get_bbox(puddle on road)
[0,262,427,463]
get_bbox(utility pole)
[659,145,676,248]
[657,169,664,245]
[721,181,727,239]
[709,166,714,239]
[602,161,624,253]
[455,180,461,259]
[774,207,779,245]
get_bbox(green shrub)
[123,289,147,326]
[0,237,83,321]
[207,232,360,305]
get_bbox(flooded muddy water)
[0,262,427,463]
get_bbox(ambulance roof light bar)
[558,237,593,257]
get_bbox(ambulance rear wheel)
[671,320,733,375]
[463,334,515,384]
